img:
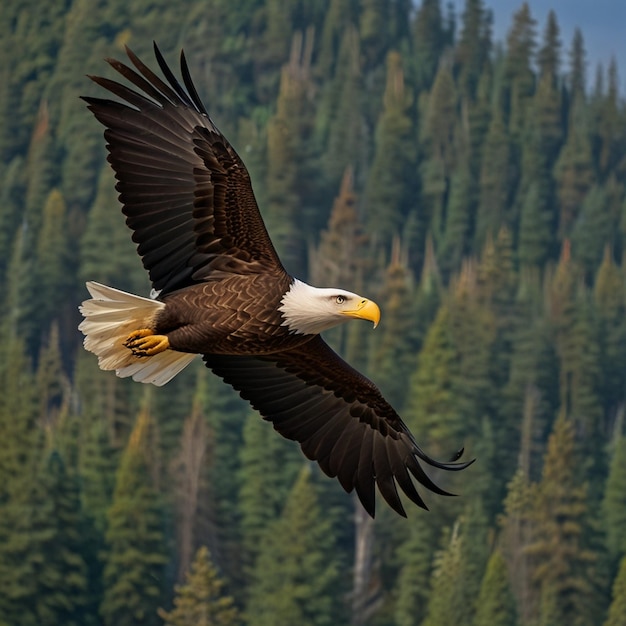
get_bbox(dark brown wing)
[204,336,471,517]
[82,43,284,295]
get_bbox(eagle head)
[279,279,381,335]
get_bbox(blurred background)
[1,1,625,625]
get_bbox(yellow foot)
[124,329,170,357]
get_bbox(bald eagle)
[79,44,471,517]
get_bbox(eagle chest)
[155,279,292,355]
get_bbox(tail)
[79,281,197,386]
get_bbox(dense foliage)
[1,0,626,624]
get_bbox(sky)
[451,0,626,89]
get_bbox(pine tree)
[475,103,512,249]
[100,409,168,626]
[593,247,626,427]
[80,165,148,295]
[246,466,343,626]
[24,101,57,234]
[503,3,537,139]
[369,245,418,409]
[593,58,624,177]
[0,425,38,625]
[318,27,367,193]
[394,515,438,626]
[158,546,240,626]
[359,0,391,68]
[455,0,492,99]
[29,451,90,626]
[518,180,554,267]
[472,549,518,626]
[498,469,537,624]
[554,103,594,238]
[572,182,618,275]
[568,29,587,107]
[525,414,601,626]
[316,0,354,78]
[421,523,467,626]
[411,0,446,92]
[170,387,211,580]
[604,555,626,626]
[238,411,301,572]
[34,189,73,335]
[439,164,474,276]
[406,264,495,467]
[419,58,458,251]
[364,51,417,241]
[603,436,626,562]
[537,11,561,83]
[265,32,314,275]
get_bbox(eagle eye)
[335,295,346,304]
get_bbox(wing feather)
[83,44,284,294]
[204,336,472,518]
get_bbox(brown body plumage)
[79,44,472,517]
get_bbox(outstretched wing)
[82,43,285,295]
[204,336,471,517]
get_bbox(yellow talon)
[124,329,170,357]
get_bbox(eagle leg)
[124,329,170,357]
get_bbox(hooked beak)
[341,298,381,328]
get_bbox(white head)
[279,279,381,335]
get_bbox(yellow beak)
[341,298,381,328]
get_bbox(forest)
[1,0,626,624]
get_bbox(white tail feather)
[79,282,197,386]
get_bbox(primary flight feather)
[79,43,471,517]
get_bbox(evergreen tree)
[421,524,467,626]
[0,329,43,626]
[475,103,512,249]
[169,386,211,579]
[316,0,354,78]
[100,409,168,626]
[472,549,518,626]
[80,165,148,295]
[29,451,90,626]
[455,0,492,99]
[498,469,537,624]
[594,247,626,427]
[525,414,601,626]
[537,11,561,83]
[419,58,458,250]
[34,189,73,335]
[265,33,314,275]
[238,412,301,572]
[572,182,619,274]
[318,27,367,193]
[593,58,624,177]
[159,546,240,626]
[364,51,417,241]
[359,0,391,68]
[369,246,418,409]
[604,555,626,626]
[246,466,343,626]
[411,0,446,92]
[603,436,626,562]
[503,2,537,138]
[407,262,495,464]
[439,164,474,276]
[568,29,587,106]
[24,101,57,234]
[554,103,595,238]
[394,515,438,626]
[518,180,554,267]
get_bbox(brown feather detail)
[203,336,472,518]
[82,45,285,294]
